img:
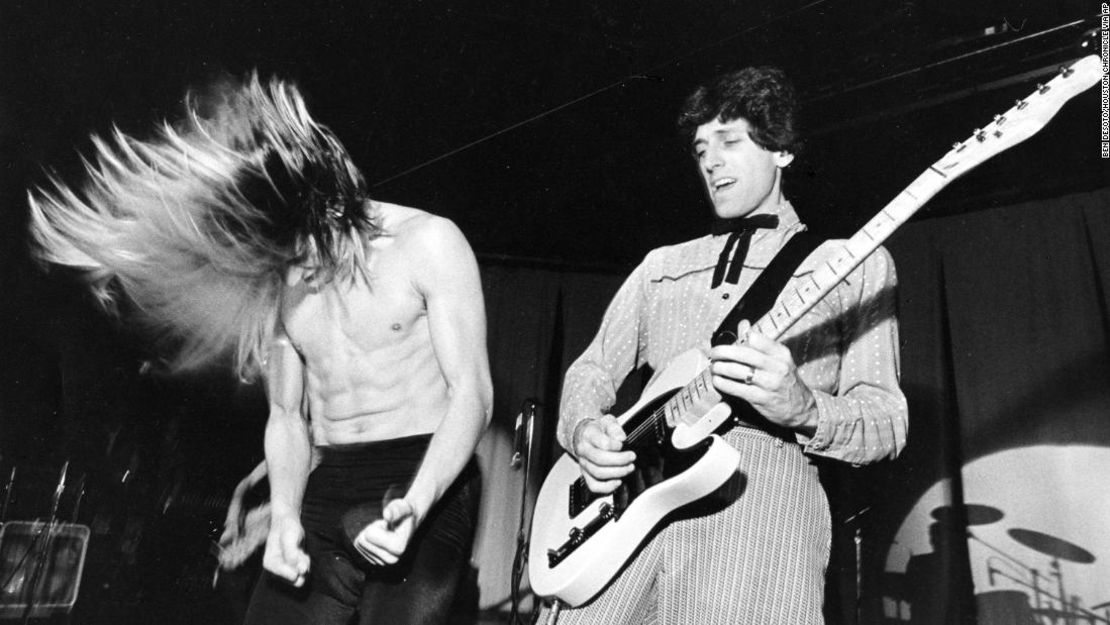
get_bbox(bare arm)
[354,217,492,565]
[260,334,312,584]
[406,217,492,519]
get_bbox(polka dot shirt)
[558,202,908,465]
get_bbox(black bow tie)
[710,214,780,236]
[710,214,779,289]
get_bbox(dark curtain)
[857,186,1110,624]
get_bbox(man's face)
[692,117,793,219]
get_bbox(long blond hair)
[28,73,380,380]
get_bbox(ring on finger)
[744,368,755,384]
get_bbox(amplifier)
[0,521,90,618]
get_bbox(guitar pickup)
[547,503,616,568]
[568,477,602,518]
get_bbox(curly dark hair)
[677,66,801,155]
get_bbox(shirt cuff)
[797,389,838,453]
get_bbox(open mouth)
[711,177,736,194]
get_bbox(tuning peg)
[1059,64,1074,78]
[1015,98,1028,110]
[1036,82,1050,94]
[974,128,986,142]
[993,114,1006,126]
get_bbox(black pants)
[243,435,481,625]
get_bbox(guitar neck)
[753,165,946,341]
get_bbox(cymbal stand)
[969,528,1042,608]
[1032,567,1043,612]
[969,529,1035,575]
[1048,558,1069,625]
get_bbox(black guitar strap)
[711,230,824,347]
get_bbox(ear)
[773,151,795,168]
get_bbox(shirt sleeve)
[556,258,652,452]
[799,246,909,464]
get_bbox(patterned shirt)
[557,202,908,464]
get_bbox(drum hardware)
[0,462,91,623]
[1,467,15,523]
[970,526,1102,624]
[1091,600,1110,625]
[1008,528,1097,624]
[70,475,86,523]
[969,528,1036,586]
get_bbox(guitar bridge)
[547,503,616,568]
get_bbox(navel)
[391,323,403,332]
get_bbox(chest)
[281,253,427,357]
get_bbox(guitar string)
[625,368,713,444]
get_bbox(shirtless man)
[248,201,492,624]
[27,76,492,625]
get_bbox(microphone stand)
[843,505,871,625]
[509,399,538,625]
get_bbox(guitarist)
[549,67,908,624]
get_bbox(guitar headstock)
[933,55,1102,178]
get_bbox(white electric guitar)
[528,55,1102,607]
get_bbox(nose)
[702,146,724,171]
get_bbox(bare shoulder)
[372,202,477,291]
[375,202,468,249]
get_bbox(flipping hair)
[28,73,379,380]
[677,66,802,155]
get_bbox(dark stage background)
[1,1,1108,623]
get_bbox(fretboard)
[752,166,948,341]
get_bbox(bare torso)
[281,202,450,445]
